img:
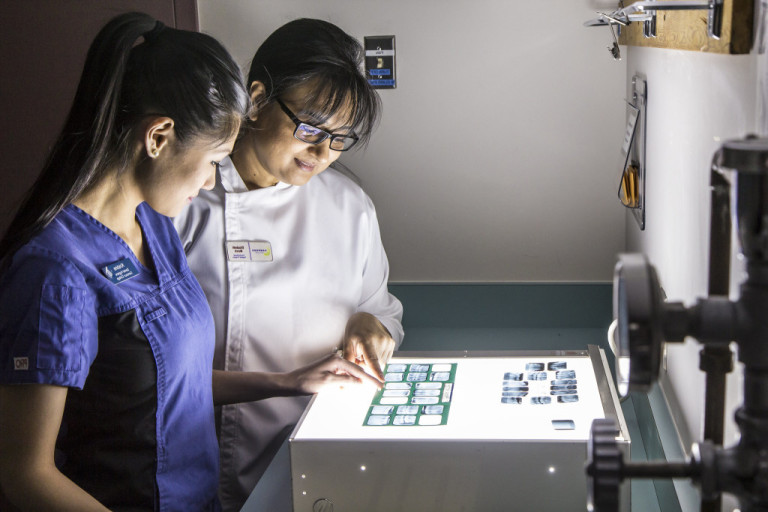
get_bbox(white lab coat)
[174,156,404,511]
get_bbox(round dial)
[612,254,664,396]
[586,418,623,512]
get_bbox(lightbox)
[289,346,629,511]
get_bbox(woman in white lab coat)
[173,18,404,511]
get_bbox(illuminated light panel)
[294,356,605,441]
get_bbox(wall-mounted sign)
[364,35,396,89]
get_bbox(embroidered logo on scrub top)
[101,257,140,284]
[13,357,29,370]
[226,241,273,262]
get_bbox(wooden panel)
[617,0,755,54]
[0,0,198,234]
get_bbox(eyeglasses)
[275,98,359,152]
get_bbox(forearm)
[0,384,110,512]
[212,369,301,406]
[1,465,109,512]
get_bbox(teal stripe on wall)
[389,282,613,353]
[389,283,613,329]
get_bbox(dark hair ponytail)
[246,18,380,146]
[0,12,248,262]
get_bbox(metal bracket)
[585,0,724,40]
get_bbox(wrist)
[277,370,310,396]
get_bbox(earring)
[150,147,159,158]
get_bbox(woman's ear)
[144,117,175,159]
[248,81,268,122]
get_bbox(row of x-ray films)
[501,361,579,405]
[364,363,456,426]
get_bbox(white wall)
[197,0,627,282]
[624,37,760,509]
[200,0,768,503]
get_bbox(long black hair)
[0,12,249,262]
[246,18,380,145]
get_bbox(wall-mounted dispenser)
[617,75,647,230]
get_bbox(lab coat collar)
[218,156,292,194]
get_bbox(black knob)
[587,418,624,512]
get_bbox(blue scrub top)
[0,203,219,512]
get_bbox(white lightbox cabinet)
[289,346,630,511]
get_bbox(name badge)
[101,257,140,284]
[226,241,273,262]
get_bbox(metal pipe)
[623,461,697,479]
[699,167,734,512]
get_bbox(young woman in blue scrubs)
[0,12,378,512]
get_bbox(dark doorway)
[0,0,197,234]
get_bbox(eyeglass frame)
[274,98,359,152]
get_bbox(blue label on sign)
[101,257,140,284]
[369,79,396,86]
[369,69,391,76]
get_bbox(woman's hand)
[286,353,383,394]
[212,354,382,405]
[342,312,396,380]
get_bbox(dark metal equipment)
[586,136,768,511]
